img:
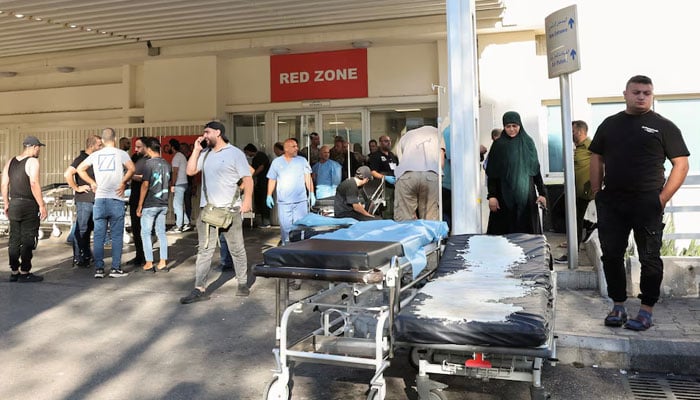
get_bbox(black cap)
[23,136,46,147]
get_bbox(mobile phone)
[200,139,209,149]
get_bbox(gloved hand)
[309,192,316,207]
[384,175,396,185]
[266,195,274,209]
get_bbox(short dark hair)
[243,143,257,153]
[168,138,181,151]
[273,142,284,152]
[310,132,319,138]
[369,139,377,145]
[626,75,653,88]
[145,137,161,153]
[204,121,226,135]
[572,120,588,132]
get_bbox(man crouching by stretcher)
[333,166,377,221]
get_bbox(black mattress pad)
[263,239,404,271]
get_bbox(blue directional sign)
[545,5,581,78]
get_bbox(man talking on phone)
[180,121,253,304]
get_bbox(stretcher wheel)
[429,389,447,400]
[409,347,434,370]
[263,377,289,400]
[530,385,549,400]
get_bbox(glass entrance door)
[275,113,317,150]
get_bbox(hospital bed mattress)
[263,239,404,271]
[394,234,553,348]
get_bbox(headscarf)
[485,111,541,210]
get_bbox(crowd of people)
[2,75,690,332]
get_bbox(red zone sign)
[270,48,368,102]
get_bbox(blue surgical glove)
[384,175,396,185]
[309,192,316,207]
[266,195,274,209]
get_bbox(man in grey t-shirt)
[77,128,135,278]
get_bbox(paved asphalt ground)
[0,224,697,399]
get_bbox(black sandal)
[604,307,628,327]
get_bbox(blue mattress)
[394,234,553,348]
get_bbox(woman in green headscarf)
[485,111,547,234]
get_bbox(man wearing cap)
[393,125,445,221]
[180,121,253,304]
[2,136,48,282]
[77,128,135,278]
[333,166,377,221]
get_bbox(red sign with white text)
[270,49,368,102]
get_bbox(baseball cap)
[355,166,373,180]
[23,136,46,147]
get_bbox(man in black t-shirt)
[243,143,271,227]
[368,135,399,219]
[64,135,102,267]
[590,75,690,332]
[137,138,172,272]
[334,166,376,221]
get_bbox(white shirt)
[84,147,132,200]
[171,151,188,185]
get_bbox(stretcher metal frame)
[254,239,442,400]
[0,183,76,239]
[395,247,558,400]
[396,291,558,399]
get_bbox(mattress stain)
[413,235,530,323]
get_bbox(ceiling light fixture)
[56,66,75,73]
[14,13,24,18]
[352,41,372,49]
[395,108,422,112]
[0,71,18,77]
[270,47,290,55]
[69,23,78,28]
[328,121,345,125]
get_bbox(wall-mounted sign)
[545,5,581,78]
[270,49,368,102]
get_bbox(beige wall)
[368,43,438,98]
[144,56,220,122]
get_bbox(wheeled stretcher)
[253,220,448,400]
[0,183,76,239]
[394,233,557,400]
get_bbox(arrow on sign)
[568,18,575,29]
[570,49,577,60]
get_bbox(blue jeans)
[72,201,94,263]
[140,206,168,262]
[93,198,126,270]
[173,184,189,228]
[219,232,232,267]
[278,201,308,245]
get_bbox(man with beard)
[126,137,148,266]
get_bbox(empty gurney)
[394,233,556,400]
[254,220,447,400]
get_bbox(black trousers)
[596,190,664,307]
[8,198,40,272]
[129,199,145,262]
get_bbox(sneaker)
[236,284,250,297]
[180,224,192,232]
[94,268,105,278]
[109,268,129,278]
[554,255,568,264]
[180,288,210,304]
[10,273,19,282]
[259,223,272,229]
[605,306,628,327]
[18,273,44,282]
[166,226,182,234]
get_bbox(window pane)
[276,114,317,144]
[232,114,265,150]
[547,105,563,173]
[590,103,624,135]
[368,108,437,153]
[320,112,362,150]
[655,99,699,173]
